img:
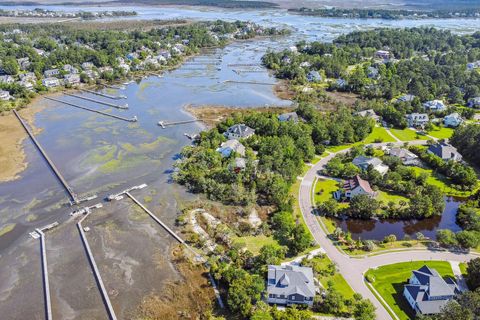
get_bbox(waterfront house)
[427,142,462,162]
[17,57,30,70]
[64,73,80,85]
[98,66,113,74]
[443,113,463,127]
[352,156,389,175]
[81,62,94,70]
[403,265,459,316]
[44,69,59,78]
[83,69,99,80]
[386,147,419,166]
[307,70,322,82]
[423,100,446,112]
[216,139,245,157]
[267,265,315,307]
[18,79,34,91]
[118,63,130,73]
[225,124,255,140]
[278,112,299,123]
[396,94,415,103]
[0,90,11,101]
[19,72,36,82]
[406,113,429,128]
[0,75,15,84]
[63,64,78,74]
[334,175,376,200]
[468,97,480,108]
[354,109,380,122]
[42,77,60,88]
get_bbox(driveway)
[298,141,479,320]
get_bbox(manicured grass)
[232,235,279,255]
[326,143,359,153]
[390,128,427,141]
[319,216,338,234]
[309,254,355,299]
[427,125,454,139]
[377,191,409,205]
[314,178,340,204]
[411,166,478,197]
[365,261,454,320]
[364,126,396,143]
[459,262,468,276]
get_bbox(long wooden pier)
[64,93,128,109]
[223,80,276,85]
[36,228,53,320]
[228,63,260,67]
[158,119,200,128]
[13,110,78,203]
[45,97,137,122]
[81,89,126,100]
[78,212,118,320]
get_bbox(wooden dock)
[13,110,79,204]
[158,119,200,128]
[78,212,118,320]
[64,93,128,109]
[35,228,53,320]
[45,97,137,122]
[223,80,276,85]
[228,63,260,67]
[81,89,126,100]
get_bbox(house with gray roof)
[352,156,389,175]
[278,112,299,123]
[216,139,245,158]
[267,265,315,307]
[225,124,255,140]
[403,265,459,316]
[427,142,462,162]
[355,109,380,122]
[396,94,415,103]
[307,70,322,82]
[386,147,419,166]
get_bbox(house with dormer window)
[267,265,315,307]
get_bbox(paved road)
[298,142,479,320]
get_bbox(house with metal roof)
[423,100,446,112]
[403,265,459,316]
[443,113,463,128]
[267,265,315,307]
[224,124,255,140]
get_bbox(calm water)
[1,5,479,250]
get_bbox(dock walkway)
[78,212,118,320]
[36,229,52,320]
[13,110,78,203]
[45,97,136,122]
[81,89,126,100]
[65,93,128,109]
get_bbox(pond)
[333,197,463,240]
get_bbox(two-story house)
[334,175,376,200]
[427,142,463,162]
[224,124,255,140]
[404,265,459,316]
[406,113,429,128]
[352,156,389,175]
[267,265,315,307]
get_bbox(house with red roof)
[333,175,376,200]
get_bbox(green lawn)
[364,127,396,143]
[314,178,340,204]
[427,125,454,139]
[232,235,279,255]
[459,262,468,276]
[390,128,428,141]
[411,166,478,197]
[366,261,454,320]
[377,191,409,205]
[308,254,355,299]
[326,143,359,153]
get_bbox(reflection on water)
[334,197,462,240]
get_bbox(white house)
[443,113,463,127]
[44,69,59,78]
[406,113,429,128]
[307,70,322,82]
[267,265,315,307]
[334,175,376,200]
[403,265,459,316]
[42,77,60,88]
[423,100,446,112]
[0,75,15,84]
[224,124,255,140]
[396,94,415,103]
[63,64,78,74]
[386,147,419,166]
[81,62,94,70]
[64,73,81,85]
[0,90,11,101]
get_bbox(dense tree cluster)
[409,145,478,189]
[263,28,480,104]
[450,124,480,167]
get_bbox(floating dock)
[65,93,128,109]
[13,110,79,204]
[78,212,118,320]
[81,89,126,100]
[45,97,137,122]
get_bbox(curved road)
[298,142,479,320]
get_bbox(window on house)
[291,296,295,300]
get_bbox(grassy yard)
[364,127,396,143]
[377,190,409,205]
[365,261,454,320]
[390,128,428,141]
[411,166,478,197]
[459,262,468,276]
[314,178,340,204]
[427,125,454,139]
[232,235,279,255]
[326,143,359,153]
